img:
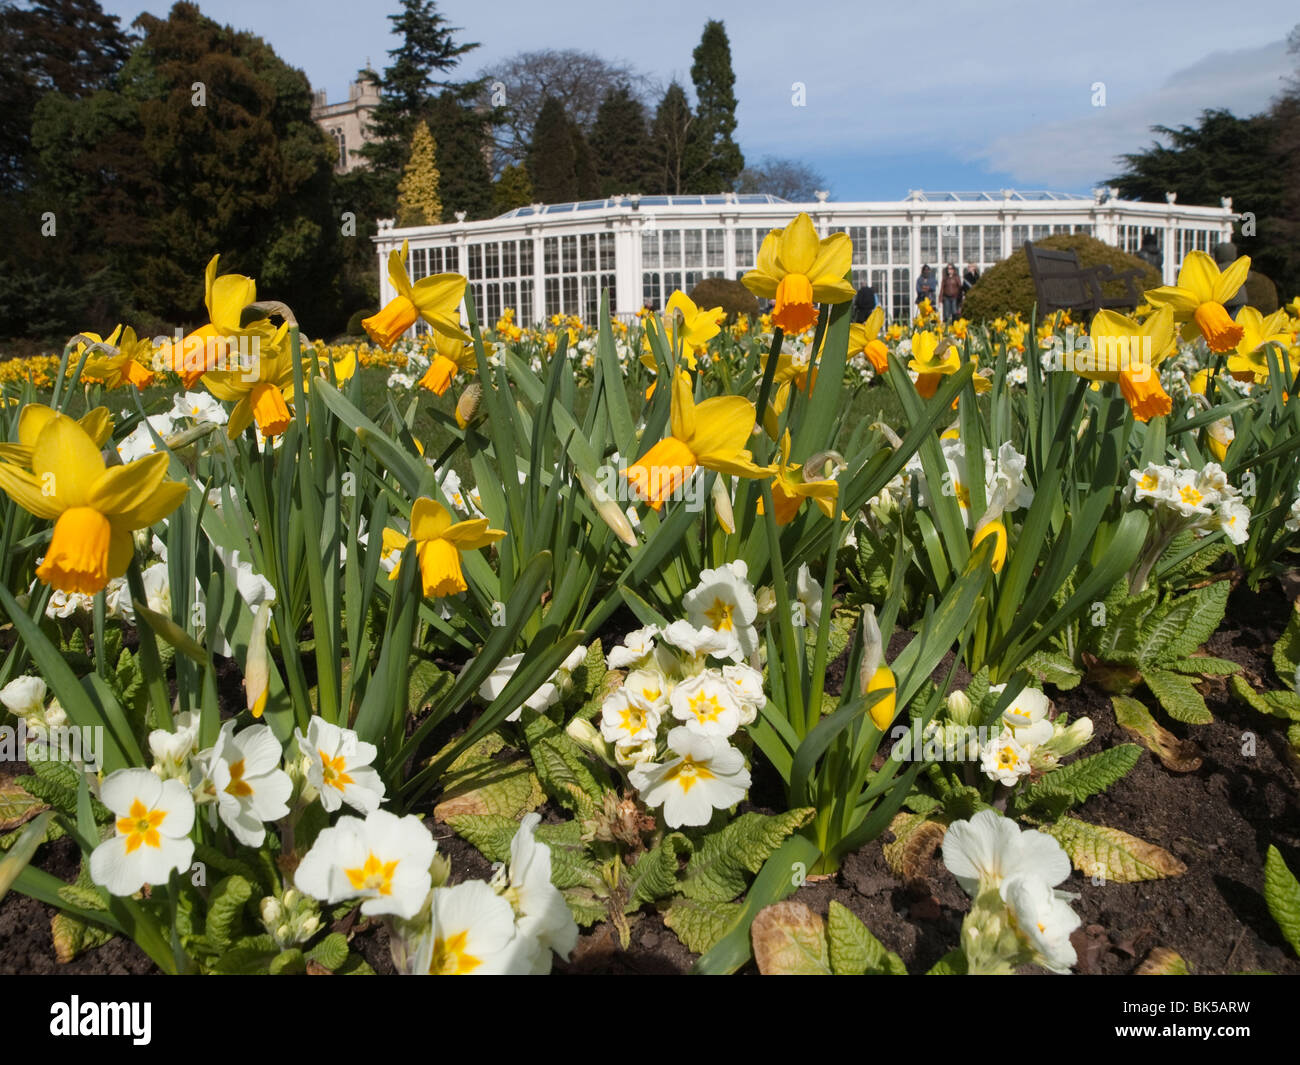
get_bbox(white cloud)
[971,39,1294,187]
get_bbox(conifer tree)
[689,19,744,193]
[396,119,442,225]
[590,85,653,195]
[527,95,577,204]
[492,162,533,214]
[650,81,698,195]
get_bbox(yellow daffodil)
[158,255,275,388]
[0,403,112,468]
[972,518,1008,573]
[761,432,839,526]
[1145,250,1249,353]
[418,328,476,396]
[1069,306,1177,422]
[654,290,725,369]
[907,333,961,398]
[81,326,157,391]
[364,240,470,350]
[0,412,187,594]
[202,323,299,439]
[382,497,505,598]
[1224,307,1292,382]
[742,213,853,335]
[330,348,357,384]
[623,371,772,510]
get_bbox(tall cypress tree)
[589,85,653,195]
[492,162,533,214]
[689,19,743,193]
[571,121,599,200]
[527,95,577,204]
[649,81,697,194]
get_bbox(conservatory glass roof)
[495,193,791,219]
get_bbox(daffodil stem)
[126,559,173,731]
[760,482,804,736]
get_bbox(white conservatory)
[373,190,1238,329]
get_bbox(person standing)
[939,264,963,322]
[851,281,877,323]
[916,265,936,311]
[1136,233,1162,276]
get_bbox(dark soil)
[3,579,1297,975]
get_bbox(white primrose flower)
[502,813,579,971]
[669,671,743,738]
[660,619,742,663]
[628,726,751,829]
[623,668,671,713]
[991,441,1035,512]
[203,721,293,847]
[170,390,228,426]
[296,717,386,814]
[614,737,658,767]
[474,653,559,722]
[115,413,175,463]
[90,769,195,896]
[980,730,1033,786]
[295,809,436,920]
[1002,874,1082,973]
[796,563,823,630]
[683,561,760,657]
[1128,463,1175,505]
[1169,468,1218,517]
[941,808,1071,897]
[1216,498,1251,545]
[437,468,467,511]
[606,624,660,669]
[148,711,200,781]
[722,663,765,725]
[0,675,47,719]
[1000,687,1054,747]
[43,588,93,618]
[600,688,660,746]
[415,879,533,975]
[1286,490,1300,533]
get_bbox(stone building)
[311,78,380,173]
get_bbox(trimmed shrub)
[346,308,376,337]
[688,277,759,322]
[1244,270,1278,314]
[961,234,1161,322]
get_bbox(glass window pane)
[502,241,516,277]
[467,245,482,280]
[520,240,534,275]
[544,238,559,274]
[984,227,1002,261]
[662,230,682,266]
[600,232,616,270]
[919,226,938,264]
[562,235,577,272]
[642,230,659,268]
[872,226,889,263]
[891,227,911,263]
[580,234,596,272]
[735,228,753,266]
[706,229,725,267]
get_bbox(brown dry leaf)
[882,812,946,880]
[305,960,333,975]
[751,901,830,975]
[1045,817,1187,882]
[1135,947,1190,974]
[0,772,48,832]
[1112,695,1202,772]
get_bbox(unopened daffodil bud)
[972,518,1007,573]
[711,475,735,533]
[578,469,637,546]
[858,606,896,729]
[244,600,272,718]
[455,382,482,429]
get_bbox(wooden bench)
[1023,241,1146,315]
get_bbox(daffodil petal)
[88,453,169,516]
[32,415,105,507]
[410,497,453,541]
[0,462,63,518]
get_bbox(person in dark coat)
[851,282,877,323]
[1136,233,1162,276]
[916,265,936,310]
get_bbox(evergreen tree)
[18,2,340,336]
[571,121,600,200]
[527,95,577,204]
[426,89,493,219]
[1109,109,1289,293]
[358,0,480,182]
[492,162,533,214]
[689,20,743,192]
[397,119,442,225]
[589,84,653,195]
[649,81,698,195]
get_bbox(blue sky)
[101,0,1298,202]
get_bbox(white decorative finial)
[1164,191,1177,204]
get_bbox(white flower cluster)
[976,686,1093,787]
[1126,460,1251,545]
[907,436,1034,528]
[597,562,763,829]
[942,809,1082,972]
[113,392,230,463]
[89,709,580,973]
